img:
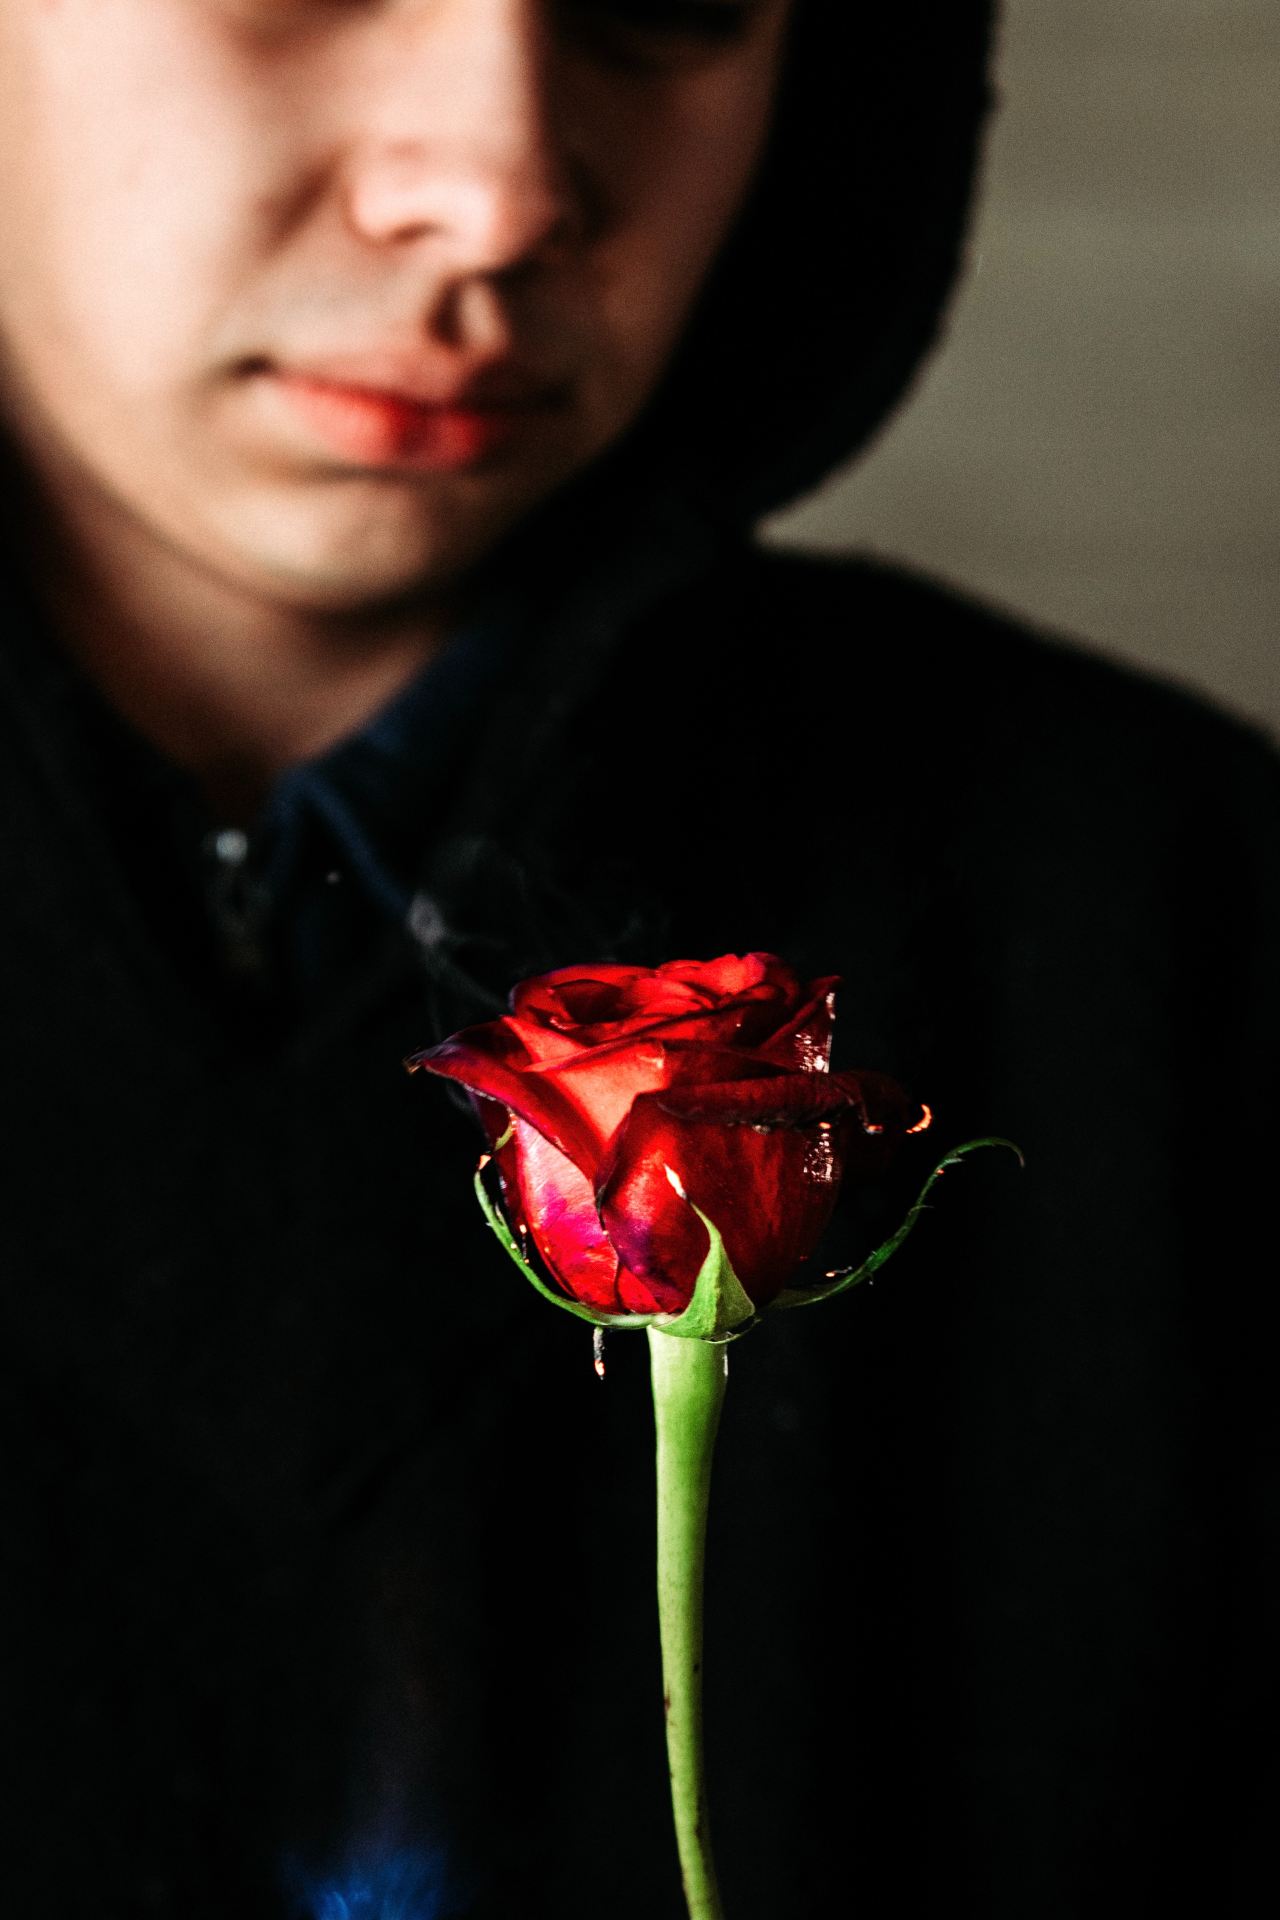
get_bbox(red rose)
[407,953,926,1317]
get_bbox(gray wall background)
[764,0,1279,741]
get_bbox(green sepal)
[471,1162,656,1331]
[771,1135,1025,1311]
[654,1197,758,1345]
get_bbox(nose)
[342,0,584,276]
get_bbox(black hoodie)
[2,5,1278,1917]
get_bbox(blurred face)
[0,0,792,614]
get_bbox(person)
[0,3,1274,1916]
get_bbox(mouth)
[255,358,570,472]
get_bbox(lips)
[259,356,568,470]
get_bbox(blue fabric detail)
[281,1843,464,1920]
[248,601,517,995]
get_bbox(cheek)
[581,56,783,371]
[0,8,288,406]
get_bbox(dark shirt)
[2,544,1278,1920]
[202,605,518,1002]
[0,580,518,1013]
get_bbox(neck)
[14,469,461,825]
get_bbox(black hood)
[450,0,998,841]
[505,0,997,558]
[645,0,998,524]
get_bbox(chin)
[225,484,528,614]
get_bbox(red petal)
[498,1025,812,1165]
[513,965,720,1029]
[507,1119,679,1316]
[510,993,780,1060]
[754,976,840,1072]
[828,1069,925,1135]
[655,952,791,999]
[596,1092,848,1310]
[509,1118,624,1311]
[654,1067,921,1131]
[508,954,813,1053]
[407,1026,598,1171]
[509,1025,674,1158]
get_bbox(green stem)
[648,1328,729,1920]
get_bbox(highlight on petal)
[507,1118,683,1316]
[436,956,839,1169]
[508,1118,623,1312]
[753,975,840,1073]
[596,1091,849,1310]
[500,1029,821,1166]
[657,952,797,1001]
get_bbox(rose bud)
[406,952,927,1318]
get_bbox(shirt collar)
[256,596,521,924]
